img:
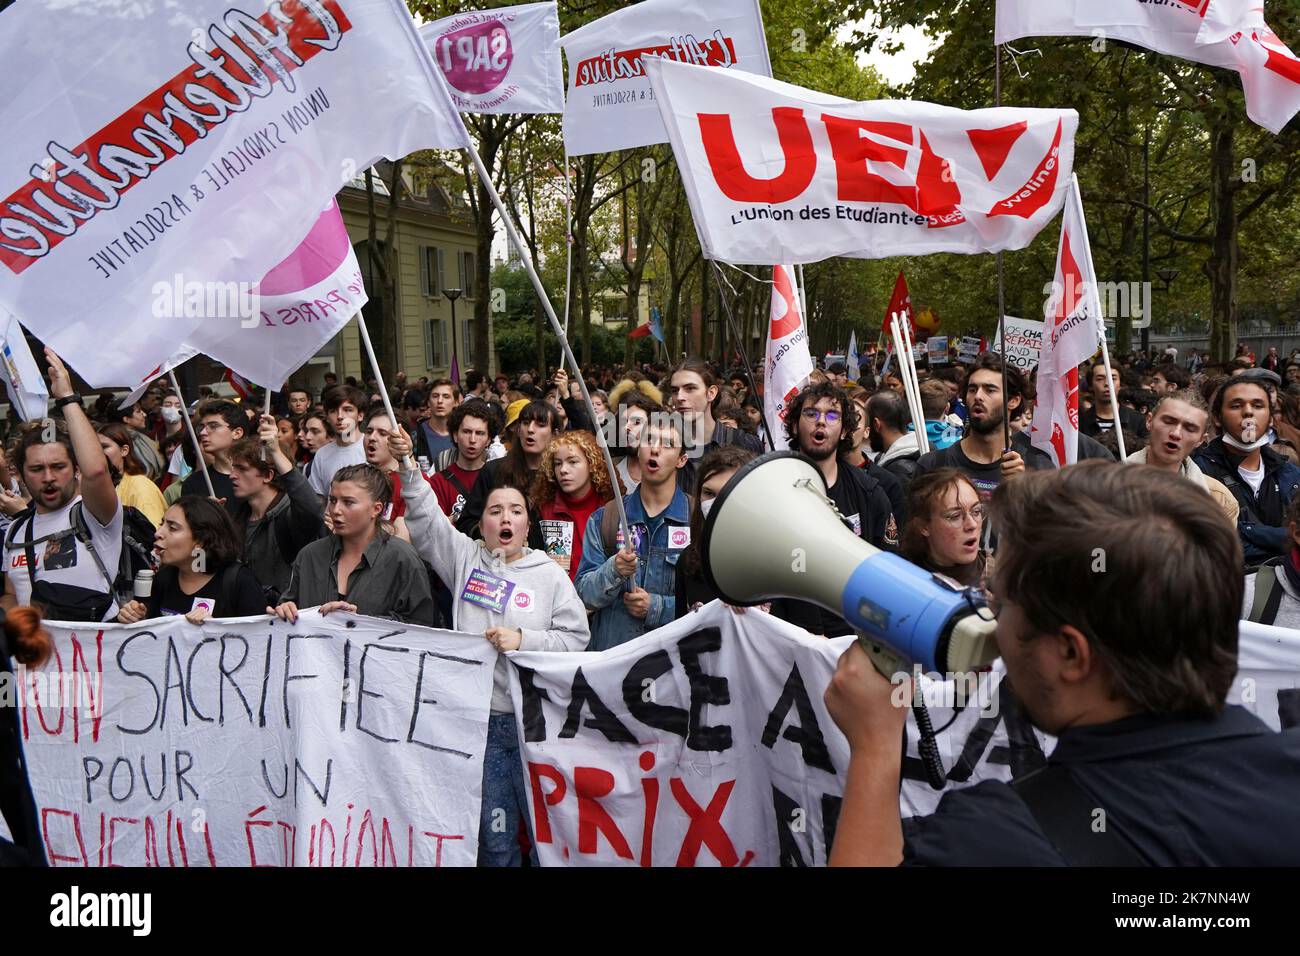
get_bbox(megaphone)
[701,451,998,677]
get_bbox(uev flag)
[764,265,814,450]
[1031,177,1105,468]
[0,308,49,422]
[996,0,1300,134]
[560,0,772,156]
[421,1,564,114]
[187,200,366,389]
[645,58,1079,265]
[0,0,467,387]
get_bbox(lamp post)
[445,287,462,384]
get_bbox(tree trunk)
[1206,119,1238,363]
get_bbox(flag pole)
[463,136,633,546]
[711,260,772,452]
[260,389,272,461]
[354,311,411,469]
[995,40,1011,452]
[890,315,928,456]
[168,369,216,498]
[559,150,574,375]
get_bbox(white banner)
[763,265,814,451]
[646,58,1079,265]
[560,0,772,156]
[0,308,49,421]
[991,315,1044,371]
[421,1,564,114]
[1031,178,1105,468]
[996,0,1300,134]
[13,611,494,867]
[186,200,366,389]
[0,0,467,388]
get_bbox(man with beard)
[2,349,124,622]
[867,389,921,484]
[1194,376,1300,567]
[823,462,1300,866]
[915,354,1051,501]
[769,381,898,637]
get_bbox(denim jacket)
[576,485,690,651]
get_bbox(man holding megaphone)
[822,462,1300,866]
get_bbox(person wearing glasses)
[899,469,990,593]
[769,381,899,638]
[180,399,247,511]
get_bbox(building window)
[427,318,447,368]
[459,250,476,299]
[462,318,474,368]
[420,246,444,297]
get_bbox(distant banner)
[958,335,982,364]
[997,0,1300,134]
[561,0,771,156]
[646,58,1079,265]
[12,612,494,867]
[926,336,949,365]
[992,315,1044,371]
[421,1,564,114]
[0,0,468,387]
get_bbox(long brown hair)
[900,469,980,566]
[96,422,146,476]
[530,430,619,507]
[680,446,755,575]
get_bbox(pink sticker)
[437,21,514,95]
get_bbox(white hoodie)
[400,468,590,712]
[876,430,921,469]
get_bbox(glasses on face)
[938,505,985,526]
[800,408,842,424]
[197,422,227,433]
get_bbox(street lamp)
[444,287,462,384]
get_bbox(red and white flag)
[880,271,913,353]
[561,0,772,156]
[997,0,1300,134]
[645,58,1078,265]
[0,0,468,387]
[763,265,814,450]
[1031,176,1105,468]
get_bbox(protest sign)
[958,335,982,364]
[992,315,1044,371]
[0,0,468,387]
[421,1,564,114]
[764,265,814,450]
[11,611,494,867]
[997,0,1300,134]
[926,336,949,365]
[646,58,1078,265]
[561,0,771,156]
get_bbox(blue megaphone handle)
[841,551,975,674]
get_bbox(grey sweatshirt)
[400,467,590,712]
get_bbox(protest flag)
[0,0,468,387]
[1031,176,1112,467]
[421,1,564,114]
[0,308,48,421]
[763,265,814,451]
[996,0,1300,134]
[847,332,861,382]
[879,272,913,355]
[560,0,771,156]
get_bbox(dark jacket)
[229,467,325,603]
[1193,438,1300,567]
[1079,405,1149,439]
[455,457,546,550]
[281,531,437,625]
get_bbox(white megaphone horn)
[701,452,998,676]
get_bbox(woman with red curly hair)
[1,606,51,864]
[530,430,618,582]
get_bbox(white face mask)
[162,407,181,424]
[699,497,715,520]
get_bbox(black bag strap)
[1248,561,1286,625]
[439,467,473,500]
[1012,764,1145,866]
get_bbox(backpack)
[4,502,158,616]
[1246,558,1286,625]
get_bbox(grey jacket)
[281,531,436,626]
[231,467,324,602]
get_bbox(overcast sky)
[844,20,938,87]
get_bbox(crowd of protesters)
[2,333,1299,868]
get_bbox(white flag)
[0,308,48,422]
[996,0,1300,134]
[186,200,366,389]
[847,331,861,382]
[0,0,467,388]
[764,265,814,450]
[645,58,1079,265]
[560,0,772,156]
[421,1,564,114]
[1031,177,1105,468]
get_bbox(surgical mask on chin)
[699,497,715,519]
[1223,431,1270,453]
[162,407,181,424]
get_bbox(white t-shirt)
[1238,461,1266,496]
[4,496,125,617]
[307,438,367,496]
